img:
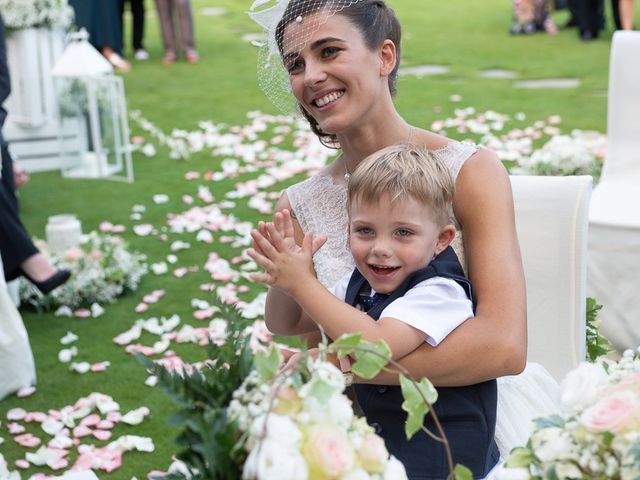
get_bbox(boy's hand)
[247,212,326,293]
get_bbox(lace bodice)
[287,141,479,287]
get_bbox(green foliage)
[139,299,256,479]
[533,414,565,430]
[454,464,474,480]
[350,339,392,379]
[505,447,536,468]
[399,374,438,439]
[254,345,282,383]
[586,297,612,361]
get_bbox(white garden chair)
[588,31,640,352]
[510,175,592,381]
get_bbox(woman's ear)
[434,224,456,255]
[379,39,397,77]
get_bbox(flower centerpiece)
[0,0,74,30]
[514,130,605,177]
[144,302,473,480]
[498,349,640,480]
[20,231,147,310]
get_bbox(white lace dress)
[287,140,560,456]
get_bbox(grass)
[1,0,635,477]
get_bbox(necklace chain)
[343,126,414,183]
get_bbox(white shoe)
[134,49,149,61]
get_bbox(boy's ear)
[434,224,456,255]
[379,39,397,77]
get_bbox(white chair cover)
[0,255,36,400]
[494,175,591,455]
[510,175,591,381]
[588,31,640,351]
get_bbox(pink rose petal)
[25,412,47,423]
[91,361,110,372]
[96,420,114,430]
[49,457,69,470]
[7,407,27,421]
[9,422,26,434]
[15,459,29,469]
[14,433,42,448]
[16,386,36,398]
[80,414,101,427]
[74,309,91,318]
[106,411,121,423]
[99,221,114,232]
[135,302,149,313]
[93,429,112,441]
[73,425,93,438]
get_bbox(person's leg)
[132,0,145,50]
[175,0,198,62]
[619,0,634,28]
[155,0,177,63]
[1,143,18,213]
[611,0,622,29]
[0,187,39,281]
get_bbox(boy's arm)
[249,217,426,359]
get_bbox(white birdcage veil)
[248,0,364,116]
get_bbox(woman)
[250,0,558,469]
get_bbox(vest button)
[377,386,387,394]
[370,422,383,434]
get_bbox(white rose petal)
[58,346,78,363]
[242,439,307,480]
[560,362,608,412]
[60,331,78,345]
[69,362,91,374]
[54,306,73,317]
[383,455,408,480]
[152,194,169,204]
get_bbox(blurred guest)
[618,0,635,29]
[510,0,558,34]
[120,0,149,60]
[68,0,131,72]
[575,0,605,40]
[155,0,199,64]
[0,15,70,293]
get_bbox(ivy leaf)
[504,446,535,468]
[351,339,391,379]
[533,414,564,430]
[332,333,362,358]
[254,345,282,383]
[399,373,438,439]
[454,464,473,480]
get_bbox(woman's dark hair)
[275,0,402,148]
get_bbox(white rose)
[341,468,372,480]
[560,362,608,412]
[534,433,576,464]
[243,439,307,480]
[383,455,408,480]
[495,466,532,480]
[304,393,354,427]
[554,461,583,479]
[247,414,301,451]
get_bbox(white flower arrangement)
[229,356,409,480]
[497,349,640,480]
[515,130,605,177]
[20,231,147,310]
[0,0,74,30]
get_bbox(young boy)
[248,144,500,479]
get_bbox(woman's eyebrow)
[283,36,345,60]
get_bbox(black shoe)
[580,30,594,42]
[24,269,71,294]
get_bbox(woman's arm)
[364,148,527,387]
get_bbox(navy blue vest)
[345,247,500,479]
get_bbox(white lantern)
[52,29,134,182]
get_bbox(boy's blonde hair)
[347,144,455,226]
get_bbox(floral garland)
[498,349,640,479]
[0,0,74,30]
[19,231,147,310]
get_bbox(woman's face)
[281,12,389,135]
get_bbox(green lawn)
[0,0,633,477]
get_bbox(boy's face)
[349,193,453,294]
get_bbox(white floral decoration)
[0,0,74,30]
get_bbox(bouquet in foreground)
[146,303,472,480]
[498,349,640,479]
[20,231,147,311]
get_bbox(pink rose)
[358,432,389,473]
[303,424,355,478]
[581,390,640,433]
[89,249,103,261]
[63,246,84,262]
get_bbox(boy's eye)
[396,229,413,237]
[354,226,373,235]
